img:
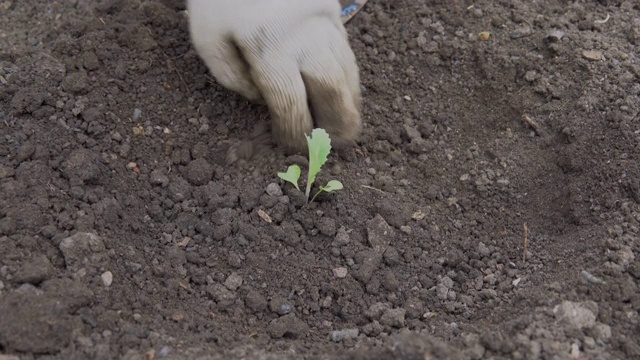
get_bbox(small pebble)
[440,276,454,289]
[511,25,532,39]
[321,296,333,308]
[584,337,596,349]
[582,50,603,61]
[158,346,171,357]
[581,270,605,284]
[331,328,359,342]
[477,242,491,257]
[266,183,283,197]
[132,126,144,136]
[76,336,94,348]
[133,108,142,120]
[592,323,612,341]
[571,343,580,358]
[524,71,538,82]
[101,271,113,286]
[478,31,491,41]
[334,227,351,246]
[333,267,348,278]
[269,297,292,315]
[0,165,15,179]
[150,169,170,187]
[547,29,565,42]
[224,272,243,291]
[17,283,43,295]
[437,284,449,300]
[330,163,342,176]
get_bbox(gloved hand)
[186,0,362,162]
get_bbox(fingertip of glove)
[225,134,275,166]
[225,141,252,165]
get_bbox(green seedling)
[309,179,343,203]
[277,164,301,191]
[277,128,344,204]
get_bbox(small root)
[594,14,610,24]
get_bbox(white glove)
[186,0,362,162]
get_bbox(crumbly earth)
[1,1,639,359]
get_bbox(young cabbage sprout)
[277,128,344,204]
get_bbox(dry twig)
[523,223,529,263]
[361,185,386,194]
[522,114,542,136]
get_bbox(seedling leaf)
[305,128,332,199]
[321,180,343,192]
[277,165,301,191]
[309,180,344,203]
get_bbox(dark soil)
[1,1,639,359]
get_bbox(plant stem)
[305,168,313,200]
[309,190,322,204]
